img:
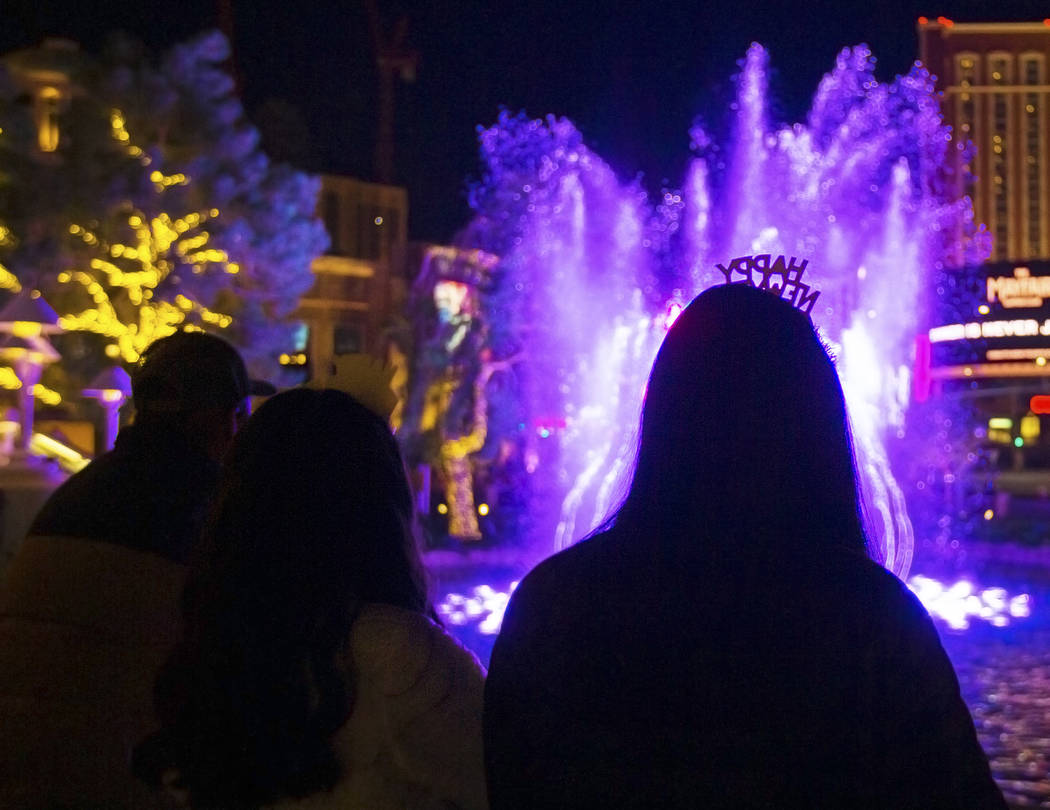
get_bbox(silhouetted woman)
[484,283,1005,809]
[136,388,488,810]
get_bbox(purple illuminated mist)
[461,44,989,578]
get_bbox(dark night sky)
[2,0,1048,241]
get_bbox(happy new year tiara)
[303,353,398,424]
[716,254,820,315]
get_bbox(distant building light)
[279,352,308,366]
[374,216,384,225]
[1030,395,1050,414]
[1021,412,1040,442]
[36,86,62,153]
[989,417,1013,430]
[932,319,1048,344]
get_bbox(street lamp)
[82,366,131,452]
[0,290,61,457]
[0,288,61,335]
[0,290,64,564]
[0,334,60,455]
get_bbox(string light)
[109,108,149,164]
[0,367,21,389]
[31,383,61,406]
[0,369,61,405]
[56,153,235,361]
[0,262,21,293]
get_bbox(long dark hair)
[136,388,430,808]
[611,283,871,559]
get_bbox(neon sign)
[986,266,1050,309]
[929,318,1050,343]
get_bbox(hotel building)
[919,18,1050,262]
[919,19,1050,492]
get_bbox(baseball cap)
[131,332,275,412]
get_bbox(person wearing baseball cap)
[0,330,272,809]
[130,331,275,454]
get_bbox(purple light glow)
[907,575,1032,630]
[661,300,684,331]
[464,44,988,575]
[436,576,1033,638]
[438,582,519,635]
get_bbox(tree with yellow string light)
[0,31,327,397]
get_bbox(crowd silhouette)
[0,282,1006,809]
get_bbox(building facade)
[918,20,1050,499]
[2,39,89,155]
[919,18,1050,262]
[294,174,409,376]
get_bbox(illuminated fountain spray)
[676,43,990,576]
[459,44,988,579]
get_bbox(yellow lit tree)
[0,31,326,389]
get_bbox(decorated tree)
[0,31,327,389]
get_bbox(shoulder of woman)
[816,550,950,667]
[350,603,485,696]
[852,554,930,619]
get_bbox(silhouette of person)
[135,388,488,810]
[0,330,271,809]
[484,283,1006,809]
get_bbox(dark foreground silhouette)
[0,331,263,810]
[137,388,488,810]
[484,283,1007,809]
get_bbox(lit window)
[36,86,61,152]
[1021,56,1045,256]
[988,56,1011,259]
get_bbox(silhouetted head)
[131,331,274,461]
[138,388,429,807]
[615,283,868,557]
[182,387,427,606]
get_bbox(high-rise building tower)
[919,18,1050,262]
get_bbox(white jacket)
[270,603,488,810]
